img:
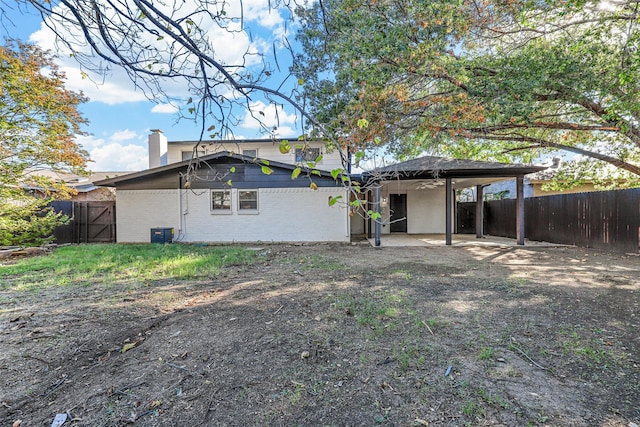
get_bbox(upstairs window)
[183,150,205,161]
[242,149,258,158]
[295,147,321,163]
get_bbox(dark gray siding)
[117,171,181,190]
[111,161,340,190]
[189,162,340,189]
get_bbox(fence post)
[476,185,484,238]
[516,176,525,245]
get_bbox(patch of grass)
[560,327,616,368]
[289,383,304,405]
[461,400,484,418]
[0,243,258,291]
[295,255,346,271]
[334,290,409,336]
[424,317,450,331]
[477,388,509,409]
[390,268,412,281]
[393,340,428,374]
[478,347,495,361]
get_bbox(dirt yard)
[1,243,639,426]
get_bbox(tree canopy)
[15,1,310,137]
[294,0,640,184]
[9,0,640,188]
[12,0,355,171]
[0,41,89,246]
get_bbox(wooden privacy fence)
[457,188,640,253]
[50,201,116,244]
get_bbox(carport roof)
[366,155,545,179]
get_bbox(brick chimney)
[148,129,167,169]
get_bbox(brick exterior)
[116,187,350,243]
[116,190,180,243]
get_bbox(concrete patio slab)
[366,234,565,248]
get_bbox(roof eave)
[364,166,546,180]
[94,151,338,187]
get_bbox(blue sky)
[2,2,303,171]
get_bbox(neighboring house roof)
[21,170,132,193]
[368,156,545,179]
[94,151,339,187]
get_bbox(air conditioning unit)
[150,227,174,244]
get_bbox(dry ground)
[1,243,639,426]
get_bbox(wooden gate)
[51,201,116,244]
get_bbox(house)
[147,129,345,171]
[22,169,130,201]
[481,158,632,199]
[95,131,545,245]
[96,150,350,243]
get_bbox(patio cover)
[362,156,546,246]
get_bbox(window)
[182,150,205,161]
[238,190,258,211]
[295,147,321,163]
[242,149,257,158]
[211,190,232,212]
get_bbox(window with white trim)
[295,147,321,162]
[242,149,258,158]
[211,190,232,212]
[183,150,205,161]
[238,190,258,211]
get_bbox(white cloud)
[151,103,180,114]
[30,23,149,105]
[244,1,285,28]
[241,100,299,135]
[270,126,297,138]
[76,133,147,171]
[111,129,139,142]
[27,1,284,106]
[58,66,148,105]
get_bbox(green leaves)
[279,140,291,154]
[368,210,381,220]
[0,41,89,245]
[328,195,343,206]
[291,167,301,180]
[295,0,640,178]
[260,159,273,175]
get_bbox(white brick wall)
[116,187,350,243]
[116,190,180,242]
